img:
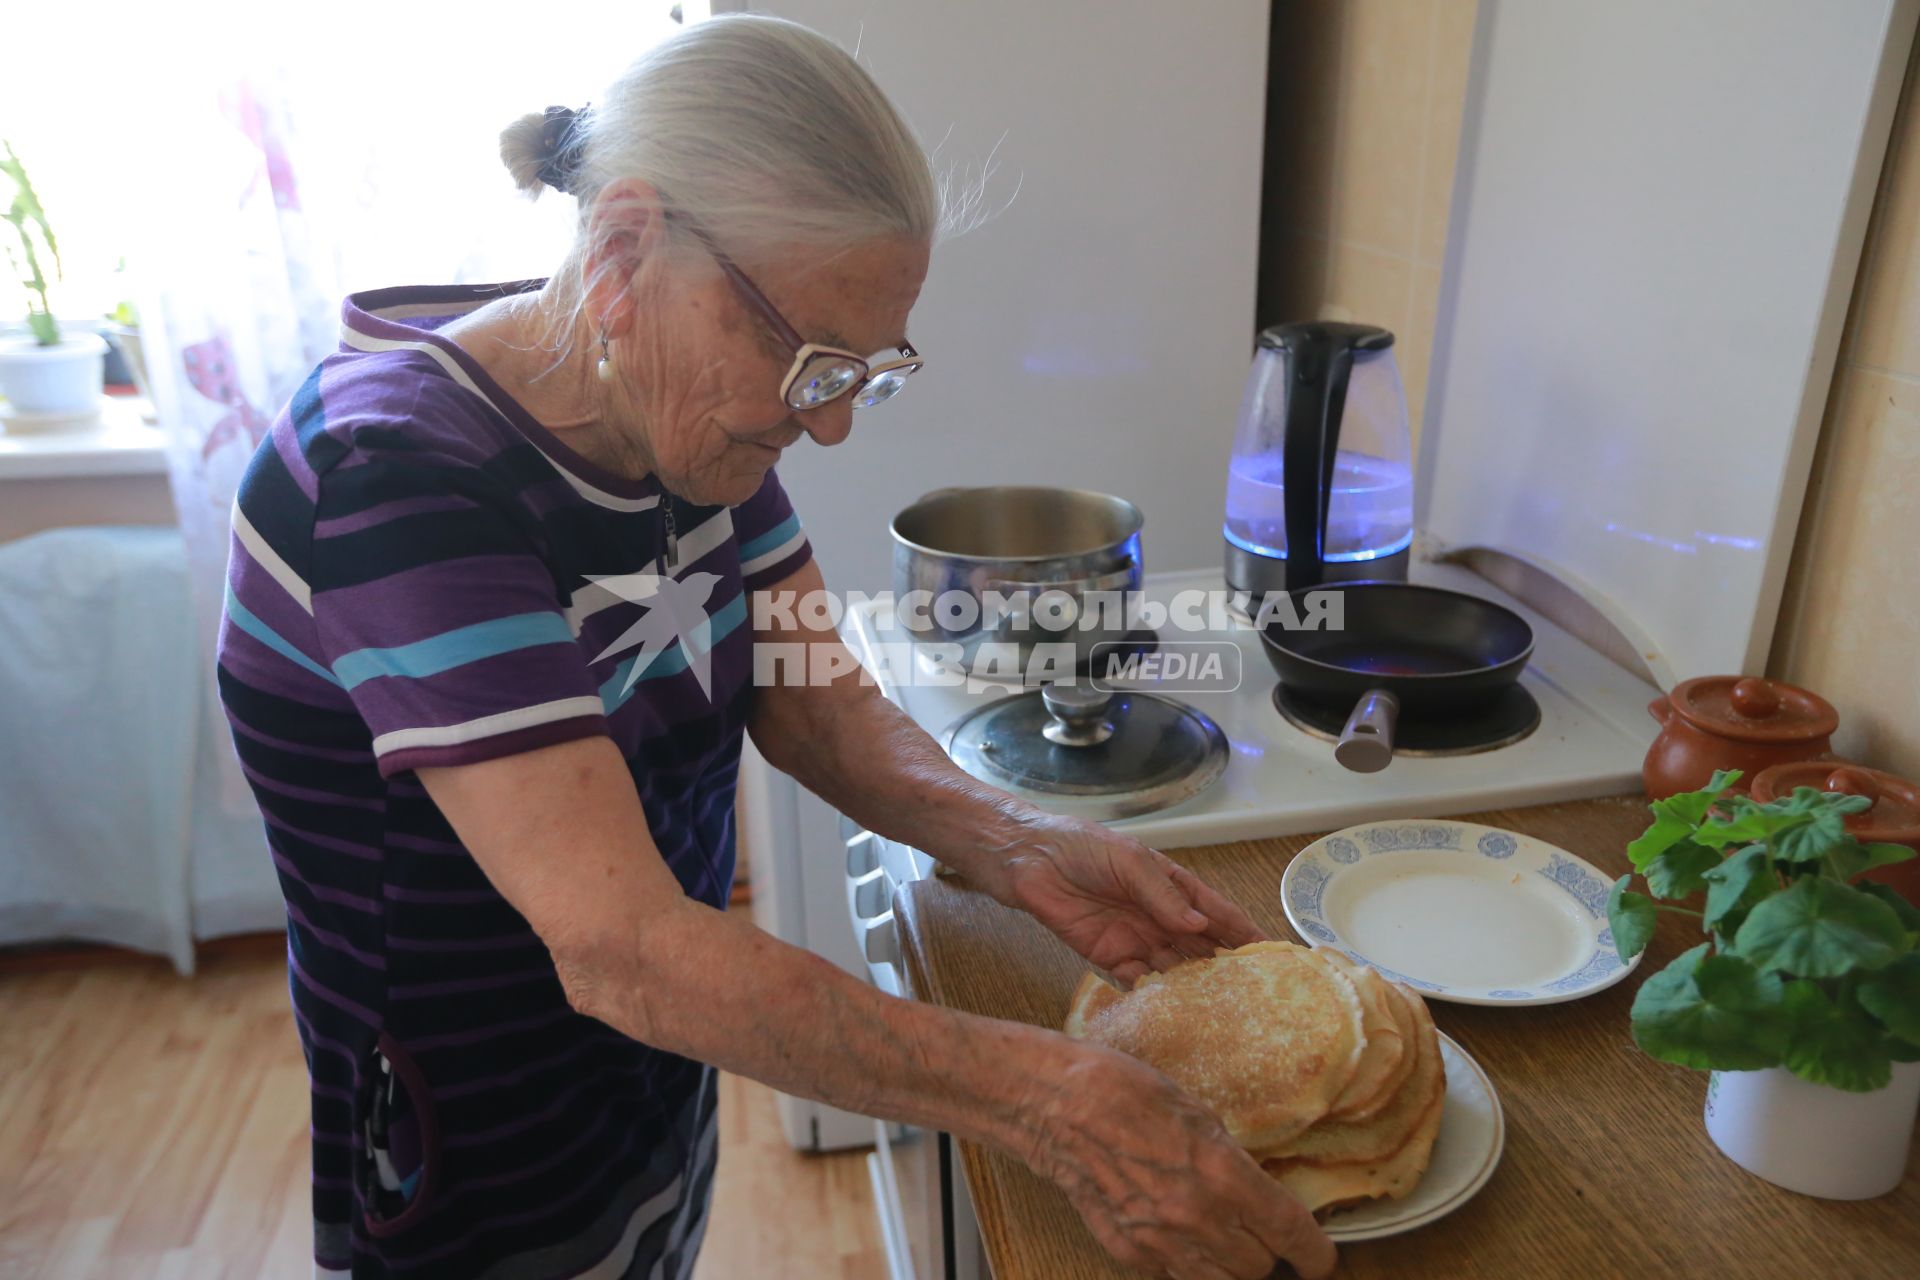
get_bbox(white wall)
[747,1,1271,592]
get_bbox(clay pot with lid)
[1751,762,1920,904]
[1643,675,1838,801]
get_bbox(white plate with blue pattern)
[1280,819,1639,1006]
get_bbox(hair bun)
[535,105,591,195]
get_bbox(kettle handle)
[1649,695,1672,726]
[1281,342,1346,593]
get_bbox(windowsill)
[0,396,169,481]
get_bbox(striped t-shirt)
[218,281,812,1279]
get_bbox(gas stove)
[842,563,1659,852]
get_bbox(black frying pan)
[1256,582,1534,771]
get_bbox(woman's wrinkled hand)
[994,816,1266,987]
[1019,1046,1337,1280]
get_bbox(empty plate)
[1324,1032,1504,1241]
[1281,819,1639,1006]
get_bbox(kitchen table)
[893,796,1920,1278]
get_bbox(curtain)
[1,4,691,961]
[141,71,341,822]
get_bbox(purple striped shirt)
[219,280,808,1279]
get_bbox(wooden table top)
[894,795,1920,1279]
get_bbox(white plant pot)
[1704,1061,1920,1199]
[0,332,108,422]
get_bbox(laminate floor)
[0,936,884,1279]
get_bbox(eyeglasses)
[670,212,924,413]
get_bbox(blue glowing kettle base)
[1224,537,1410,597]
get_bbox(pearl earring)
[596,333,614,383]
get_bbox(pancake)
[1063,942,1366,1150]
[1263,1081,1446,1214]
[1335,976,1422,1124]
[1063,970,1123,1039]
[1316,953,1408,1122]
[1254,980,1443,1168]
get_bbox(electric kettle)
[1224,322,1414,595]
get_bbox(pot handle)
[1649,695,1672,726]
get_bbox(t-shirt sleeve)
[309,453,607,778]
[732,468,813,591]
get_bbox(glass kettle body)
[1223,322,1414,596]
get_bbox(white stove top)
[842,564,1659,851]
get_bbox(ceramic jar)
[1643,676,1837,801]
[1751,761,1920,903]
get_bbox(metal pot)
[890,486,1144,670]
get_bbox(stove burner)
[1272,683,1542,756]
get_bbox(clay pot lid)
[1751,762,1920,843]
[1668,675,1838,745]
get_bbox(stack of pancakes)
[1064,940,1444,1216]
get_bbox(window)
[2,2,708,329]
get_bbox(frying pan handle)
[1335,689,1399,773]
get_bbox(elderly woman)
[219,15,1332,1280]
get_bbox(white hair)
[501,14,955,359]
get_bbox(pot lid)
[1667,676,1838,745]
[944,685,1227,822]
[1750,762,1920,843]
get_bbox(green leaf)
[1856,954,1920,1045]
[1859,881,1920,933]
[1697,787,1871,863]
[1645,840,1723,900]
[1693,796,1777,850]
[1629,814,1698,872]
[1779,980,1894,1092]
[1733,875,1908,978]
[1861,842,1917,872]
[1608,875,1658,961]
[1630,943,1785,1071]
[1774,788,1871,863]
[1891,1037,1920,1064]
[1702,845,1775,940]
[1824,837,1917,883]
[1694,953,1784,1011]
[1629,778,1738,870]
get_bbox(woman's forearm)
[558,893,1081,1161]
[423,735,1084,1164]
[750,673,1050,900]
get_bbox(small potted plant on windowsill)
[1,140,106,428]
[1608,770,1920,1199]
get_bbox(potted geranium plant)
[1608,770,1920,1199]
[1,140,107,426]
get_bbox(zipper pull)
[662,499,679,571]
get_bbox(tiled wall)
[1258,0,1476,447]
[1770,37,1920,778]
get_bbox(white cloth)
[0,527,280,971]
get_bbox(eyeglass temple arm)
[673,210,916,363]
[670,211,809,353]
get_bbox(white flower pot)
[1704,1061,1920,1199]
[0,332,107,422]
